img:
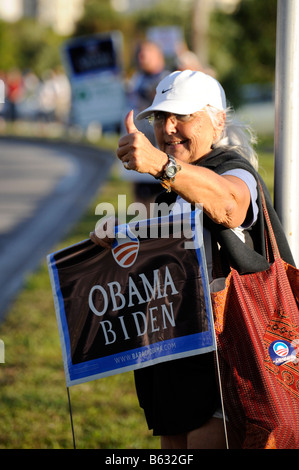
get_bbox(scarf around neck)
[156,147,295,274]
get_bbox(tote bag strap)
[211,180,280,278]
[258,180,280,261]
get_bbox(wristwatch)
[161,154,181,181]
[157,154,181,192]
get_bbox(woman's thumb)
[125,110,138,134]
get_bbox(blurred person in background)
[38,70,59,122]
[175,44,216,77]
[122,41,170,212]
[175,48,202,71]
[5,69,24,122]
[37,69,71,123]
[52,67,71,124]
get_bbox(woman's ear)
[213,111,226,141]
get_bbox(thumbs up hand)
[124,109,139,135]
[117,110,167,176]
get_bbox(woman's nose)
[164,114,177,133]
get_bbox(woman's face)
[153,109,223,164]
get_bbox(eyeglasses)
[147,112,196,126]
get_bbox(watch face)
[166,165,176,177]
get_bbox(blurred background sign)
[62,31,126,132]
[147,25,183,58]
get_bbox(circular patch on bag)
[269,340,297,366]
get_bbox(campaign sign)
[62,31,126,130]
[47,211,216,386]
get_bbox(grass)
[0,168,160,450]
[0,137,275,449]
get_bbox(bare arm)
[117,111,251,229]
[167,164,251,228]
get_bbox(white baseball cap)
[136,69,226,120]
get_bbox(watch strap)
[157,154,181,192]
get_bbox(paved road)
[0,136,114,320]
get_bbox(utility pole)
[274,0,299,266]
[191,0,213,68]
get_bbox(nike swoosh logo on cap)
[162,87,172,94]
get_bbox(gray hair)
[206,106,259,171]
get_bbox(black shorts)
[134,352,220,436]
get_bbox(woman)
[91,70,294,448]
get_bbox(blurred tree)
[0,19,64,75]
[74,0,122,36]
[232,0,277,84]
[15,20,64,76]
[210,0,277,107]
[132,0,188,33]
[0,0,278,102]
[0,20,19,71]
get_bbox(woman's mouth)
[165,139,188,150]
